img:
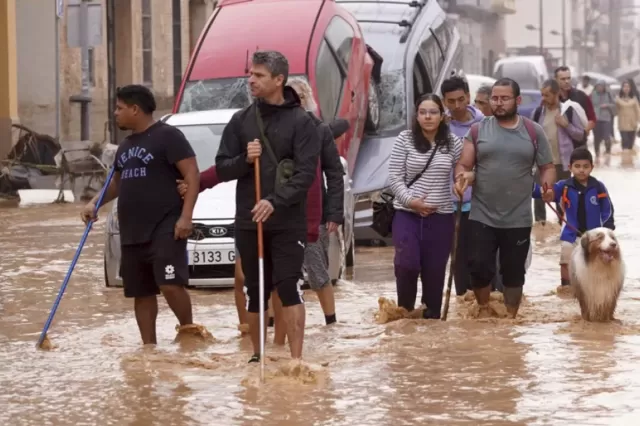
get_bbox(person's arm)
[320,125,345,224]
[167,128,200,219]
[533,125,557,190]
[91,171,121,209]
[581,93,596,131]
[263,113,321,208]
[215,114,252,182]
[199,166,219,192]
[387,132,413,207]
[635,100,640,126]
[454,136,476,177]
[598,182,615,230]
[564,107,586,141]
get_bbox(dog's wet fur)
[570,227,625,322]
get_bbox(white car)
[104,109,354,289]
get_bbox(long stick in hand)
[254,158,266,382]
[442,195,463,321]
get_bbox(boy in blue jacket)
[532,147,615,287]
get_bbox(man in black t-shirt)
[81,85,201,345]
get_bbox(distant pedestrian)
[215,51,321,362]
[388,93,462,319]
[591,80,616,158]
[615,80,640,158]
[82,85,201,345]
[555,66,596,141]
[441,77,483,296]
[577,75,594,96]
[532,79,585,224]
[455,78,556,318]
[474,85,493,117]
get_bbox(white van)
[493,56,549,90]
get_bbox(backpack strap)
[561,183,571,210]
[533,106,542,123]
[470,122,480,146]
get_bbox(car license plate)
[189,249,235,265]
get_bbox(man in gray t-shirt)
[454,78,556,318]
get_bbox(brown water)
[2,154,640,425]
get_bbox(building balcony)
[491,0,516,14]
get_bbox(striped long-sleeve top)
[388,130,463,214]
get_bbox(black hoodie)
[307,112,345,224]
[215,86,321,231]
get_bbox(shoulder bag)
[371,144,438,238]
[255,106,295,192]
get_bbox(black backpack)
[533,105,587,148]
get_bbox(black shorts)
[120,233,188,298]
[235,228,306,313]
[467,220,531,288]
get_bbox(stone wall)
[16,0,199,144]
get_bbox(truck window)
[325,16,355,70]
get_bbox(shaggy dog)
[570,227,625,322]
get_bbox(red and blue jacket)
[532,176,614,243]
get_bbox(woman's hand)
[409,197,438,216]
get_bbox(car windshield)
[178,78,250,112]
[178,75,309,113]
[173,124,224,170]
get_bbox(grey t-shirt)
[464,116,553,228]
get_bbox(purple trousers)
[392,210,454,317]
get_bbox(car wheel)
[365,81,381,132]
[104,253,111,288]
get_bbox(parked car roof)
[336,1,414,73]
[465,74,496,97]
[190,0,323,80]
[163,109,240,126]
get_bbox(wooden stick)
[442,197,463,321]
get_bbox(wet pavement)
[2,151,640,425]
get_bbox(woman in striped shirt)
[388,93,463,319]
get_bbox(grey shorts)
[303,225,330,290]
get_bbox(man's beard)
[493,107,518,121]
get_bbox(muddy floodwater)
[2,154,640,425]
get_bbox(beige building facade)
[13,0,217,147]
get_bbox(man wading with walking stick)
[454,79,556,318]
[216,51,320,362]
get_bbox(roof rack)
[357,19,411,26]
[336,1,422,5]
[335,0,426,44]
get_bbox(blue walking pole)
[36,167,116,349]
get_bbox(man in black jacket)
[215,51,320,362]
